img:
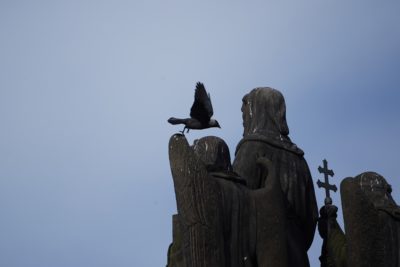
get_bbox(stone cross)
[317,159,337,205]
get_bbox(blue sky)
[0,1,399,266]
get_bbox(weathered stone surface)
[318,205,346,267]
[192,137,232,173]
[168,134,225,267]
[191,136,253,266]
[233,87,318,267]
[167,134,293,267]
[167,87,318,266]
[166,215,185,267]
[253,156,288,267]
[318,172,400,267]
[342,172,400,267]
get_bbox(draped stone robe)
[167,87,318,267]
[341,172,400,267]
[168,135,255,267]
[318,172,400,267]
[167,135,288,267]
[233,87,318,267]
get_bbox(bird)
[168,82,221,134]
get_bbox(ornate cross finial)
[317,159,337,205]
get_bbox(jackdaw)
[168,82,221,134]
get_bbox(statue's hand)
[318,205,338,239]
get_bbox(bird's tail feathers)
[168,117,184,125]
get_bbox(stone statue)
[233,88,318,267]
[167,87,318,267]
[318,172,400,267]
[167,135,253,267]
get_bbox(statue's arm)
[318,205,347,267]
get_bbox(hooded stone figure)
[341,172,400,267]
[318,172,400,267]
[233,87,318,267]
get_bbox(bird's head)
[210,119,221,129]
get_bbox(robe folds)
[233,87,318,267]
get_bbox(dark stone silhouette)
[314,159,343,267]
[233,88,318,267]
[167,87,318,266]
[318,172,400,267]
[167,135,253,267]
[167,86,400,267]
[168,82,221,134]
[318,204,346,267]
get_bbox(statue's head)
[241,87,289,137]
[356,172,396,208]
[192,136,232,172]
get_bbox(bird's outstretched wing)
[190,82,214,124]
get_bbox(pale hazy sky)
[1,1,399,266]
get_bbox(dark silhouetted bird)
[168,82,221,134]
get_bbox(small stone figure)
[318,204,346,267]
[192,137,246,185]
[167,135,253,267]
[168,82,221,134]
[318,172,400,267]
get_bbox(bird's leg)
[180,127,186,135]
[186,128,190,133]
